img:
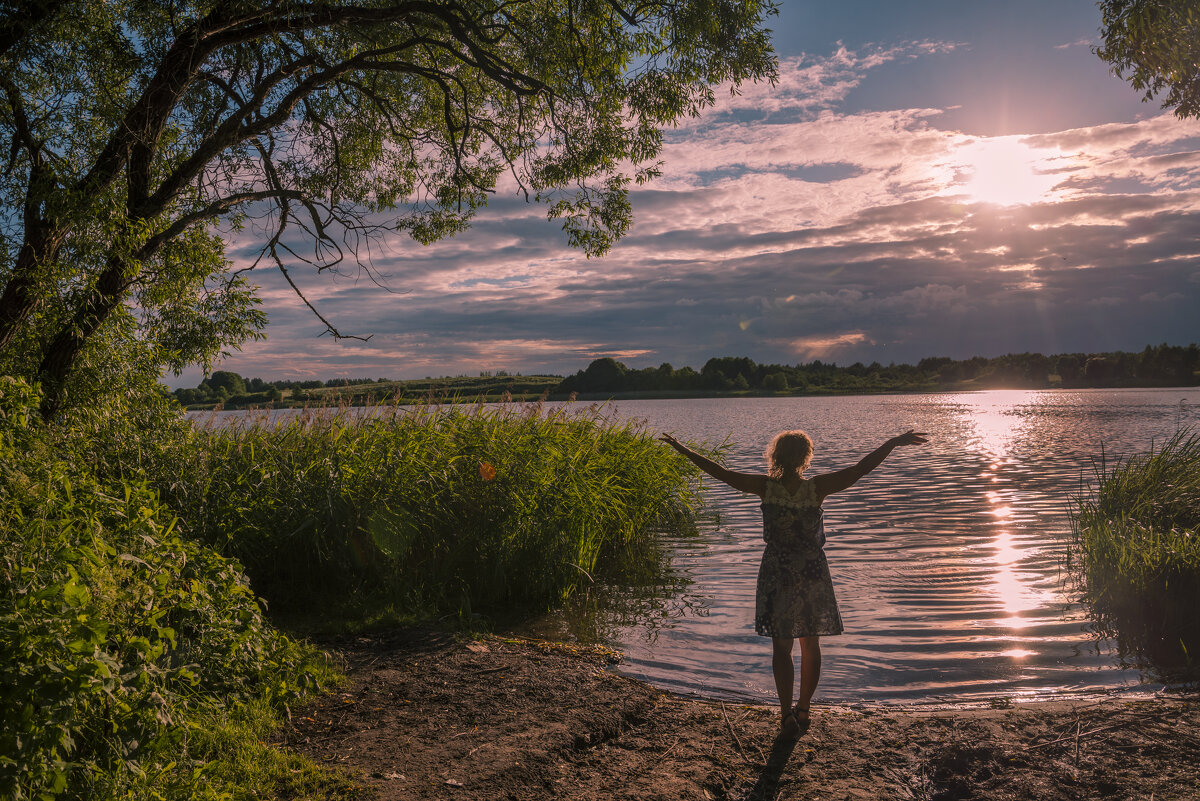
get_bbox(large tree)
[1096,0,1200,117]
[0,0,776,415]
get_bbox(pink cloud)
[787,331,873,359]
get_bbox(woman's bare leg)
[795,636,821,719]
[771,637,795,725]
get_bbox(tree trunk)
[0,229,56,353]
[37,257,130,418]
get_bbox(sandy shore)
[279,629,1200,800]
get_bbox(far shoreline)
[183,382,1200,412]
[172,343,1200,410]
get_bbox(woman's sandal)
[780,710,802,738]
[792,704,811,734]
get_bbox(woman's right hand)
[890,430,929,447]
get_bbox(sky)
[182,0,1200,385]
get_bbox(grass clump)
[1070,428,1200,675]
[0,378,354,800]
[162,401,701,627]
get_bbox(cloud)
[190,41,1200,386]
[682,41,962,125]
[787,331,873,359]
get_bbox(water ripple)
[584,388,1200,703]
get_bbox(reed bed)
[160,401,702,624]
[1070,428,1200,673]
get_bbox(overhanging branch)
[256,198,371,342]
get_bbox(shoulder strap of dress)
[763,476,781,500]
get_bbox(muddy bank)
[278,630,1200,800]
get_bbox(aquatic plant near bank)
[1070,428,1200,674]
[163,402,702,624]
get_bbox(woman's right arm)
[660,433,766,496]
[813,430,928,499]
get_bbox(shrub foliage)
[0,379,338,800]
[2,379,702,798]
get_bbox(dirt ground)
[278,629,1200,801]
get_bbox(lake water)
[524,388,1200,705]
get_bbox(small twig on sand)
[1024,722,1126,751]
[721,702,750,763]
[474,666,508,675]
[661,737,681,760]
[730,707,767,761]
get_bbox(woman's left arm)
[814,430,928,499]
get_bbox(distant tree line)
[173,372,395,407]
[553,344,1200,395]
[170,371,555,408]
[174,344,1199,408]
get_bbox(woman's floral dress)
[754,477,844,638]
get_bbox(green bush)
[0,378,703,797]
[0,379,341,800]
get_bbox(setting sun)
[958,138,1058,206]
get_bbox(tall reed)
[1070,428,1200,673]
[159,402,701,623]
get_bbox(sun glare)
[958,139,1058,206]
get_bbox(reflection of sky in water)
[555,388,1200,704]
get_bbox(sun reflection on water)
[999,648,1037,659]
[959,389,1036,459]
[990,529,1046,629]
[953,391,1057,633]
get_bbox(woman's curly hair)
[765,430,814,478]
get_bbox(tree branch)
[260,204,371,341]
[136,188,308,259]
[77,1,501,204]
[137,53,320,215]
[0,74,42,167]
